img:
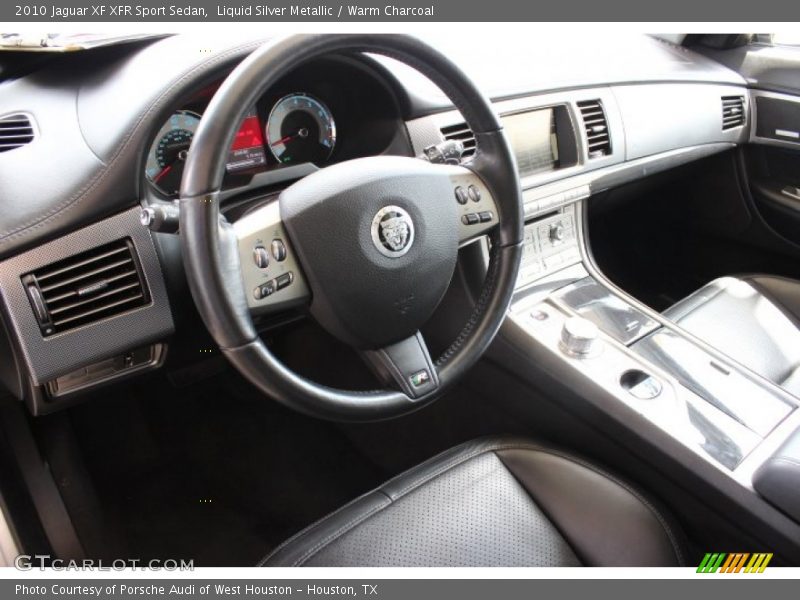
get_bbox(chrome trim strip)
[520,143,734,219]
[407,82,748,199]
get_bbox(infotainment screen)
[501,108,559,178]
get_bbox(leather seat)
[664,275,800,396]
[260,437,685,567]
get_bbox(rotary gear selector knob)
[559,316,601,358]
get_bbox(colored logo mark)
[697,552,773,573]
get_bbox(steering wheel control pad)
[280,156,460,349]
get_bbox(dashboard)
[0,33,752,414]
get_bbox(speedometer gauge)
[145,109,201,196]
[266,93,336,165]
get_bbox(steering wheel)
[179,34,523,422]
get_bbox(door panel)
[747,92,800,244]
[697,39,800,247]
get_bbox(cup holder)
[620,369,663,400]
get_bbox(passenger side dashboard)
[407,81,748,291]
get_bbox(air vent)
[722,95,746,130]
[577,100,612,159]
[440,122,476,159]
[23,239,150,336]
[0,113,35,153]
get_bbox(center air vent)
[722,95,746,130]
[439,122,476,160]
[0,113,35,153]
[576,100,612,159]
[23,239,150,336]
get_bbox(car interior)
[1,32,800,567]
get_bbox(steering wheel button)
[271,239,287,262]
[253,245,270,269]
[253,281,272,300]
[478,211,493,223]
[468,185,481,202]
[276,272,294,290]
[462,213,479,225]
[454,186,468,205]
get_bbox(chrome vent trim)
[22,239,150,336]
[577,100,612,158]
[722,95,746,130]
[0,112,35,153]
[440,122,476,159]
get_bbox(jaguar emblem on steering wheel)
[371,205,415,258]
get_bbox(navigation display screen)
[502,108,559,178]
[226,108,267,172]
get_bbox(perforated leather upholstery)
[260,437,685,567]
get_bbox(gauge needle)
[153,149,189,183]
[271,128,310,146]
[153,164,172,183]
[270,135,295,146]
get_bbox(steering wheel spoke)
[447,166,500,246]
[232,199,311,315]
[361,332,439,399]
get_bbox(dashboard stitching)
[0,39,264,245]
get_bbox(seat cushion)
[664,275,800,395]
[260,437,685,567]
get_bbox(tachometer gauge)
[145,110,201,196]
[266,93,336,165]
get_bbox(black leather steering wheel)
[179,34,523,421]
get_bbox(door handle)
[781,186,800,201]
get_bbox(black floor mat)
[66,371,387,566]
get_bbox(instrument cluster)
[144,57,404,198]
[145,92,339,197]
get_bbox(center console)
[493,145,800,548]
[505,197,800,534]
